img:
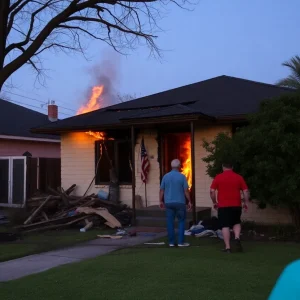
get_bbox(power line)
[2,90,77,112]
[6,99,72,117]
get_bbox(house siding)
[0,138,60,158]
[62,128,292,224]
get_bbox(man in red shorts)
[210,162,249,253]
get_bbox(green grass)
[0,237,299,300]
[0,228,112,262]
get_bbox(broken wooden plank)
[65,184,76,195]
[23,216,89,234]
[24,196,52,225]
[41,211,49,221]
[76,207,122,228]
[17,214,84,230]
[97,235,123,239]
[60,188,70,207]
[47,186,61,196]
[28,196,61,201]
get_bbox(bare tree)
[0,0,190,91]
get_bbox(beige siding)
[194,125,232,208]
[242,203,292,224]
[61,128,292,224]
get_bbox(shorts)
[218,206,242,229]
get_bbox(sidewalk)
[0,230,167,282]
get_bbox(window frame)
[95,139,132,185]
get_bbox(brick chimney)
[48,100,58,122]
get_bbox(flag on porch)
[141,137,150,183]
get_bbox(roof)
[32,75,294,134]
[0,99,59,140]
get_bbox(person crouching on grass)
[210,162,250,253]
[159,159,192,247]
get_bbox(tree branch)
[64,16,156,39]
[9,0,26,13]
[6,0,55,55]
[7,0,32,35]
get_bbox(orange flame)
[76,85,104,115]
[85,131,105,140]
[181,137,192,188]
[76,86,109,140]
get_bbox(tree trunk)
[0,0,9,91]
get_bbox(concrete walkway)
[0,231,167,282]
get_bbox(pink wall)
[0,138,60,158]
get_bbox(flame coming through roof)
[76,86,104,115]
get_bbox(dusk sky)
[2,0,300,118]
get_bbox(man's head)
[171,159,181,170]
[222,162,233,171]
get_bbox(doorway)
[161,133,192,188]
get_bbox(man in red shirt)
[210,162,249,253]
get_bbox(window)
[95,140,132,185]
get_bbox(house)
[32,76,294,224]
[0,99,61,207]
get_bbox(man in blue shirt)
[160,159,192,247]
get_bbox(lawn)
[0,237,299,300]
[0,227,112,262]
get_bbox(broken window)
[95,140,132,185]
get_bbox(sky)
[1,0,300,118]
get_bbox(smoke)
[81,53,121,110]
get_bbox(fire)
[76,85,104,115]
[76,86,108,140]
[181,138,192,188]
[86,131,105,140]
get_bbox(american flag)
[141,137,150,183]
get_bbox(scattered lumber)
[18,183,132,233]
[24,196,53,225]
[76,207,122,228]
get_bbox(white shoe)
[169,244,175,247]
[178,243,190,247]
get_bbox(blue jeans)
[165,203,186,245]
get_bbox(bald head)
[171,159,181,169]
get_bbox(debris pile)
[17,184,132,233]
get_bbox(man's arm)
[240,177,250,205]
[210,189,217,205]
[183,177,192,209]
[159,177,165,208]
[210,177,218,207]
[242,189,250,205]
[159,189,164,204]
[185,189,191,203]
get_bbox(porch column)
[190,121,197,224]
[131,126,136,225]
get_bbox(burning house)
[32,75,294,225]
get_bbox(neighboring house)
[0,99,61,207]
[33,76,294,224]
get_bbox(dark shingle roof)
[0,99,59,140]
[32,75,294,133]
[121,104,200,120]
